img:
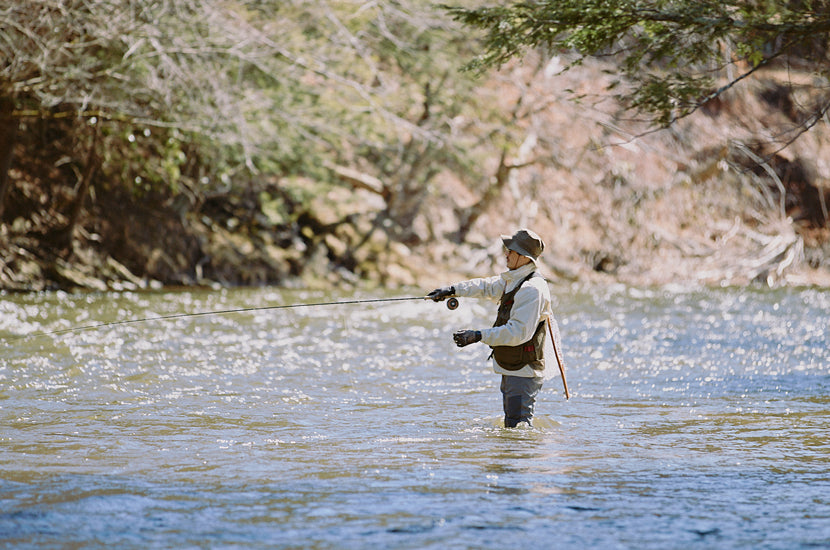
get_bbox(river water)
[1,285,828,549]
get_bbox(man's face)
[505,249,530,270]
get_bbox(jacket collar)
[500,262,537,292]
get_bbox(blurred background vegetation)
[1,0,828,291]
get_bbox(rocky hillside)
[1,58,829,292]
[405,58,830,290]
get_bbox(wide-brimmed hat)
[501,229,545,261]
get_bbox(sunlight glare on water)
[1,285,829,549]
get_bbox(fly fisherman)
[428,229,562,428]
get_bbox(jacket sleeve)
[479,282,544,347]
[452,275,504,301]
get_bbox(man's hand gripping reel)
[425,286,459,310]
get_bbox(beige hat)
[501,229,545,261]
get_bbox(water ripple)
[1,286,828,548]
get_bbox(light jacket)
[453,262,554,378]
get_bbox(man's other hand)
[453,330,481,347]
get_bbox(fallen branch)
[696,219,804,285]
[326,163,385,196]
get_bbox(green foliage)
[444,0,830,126]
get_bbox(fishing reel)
[423,294,459,310]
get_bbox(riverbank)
[2,203,828,293]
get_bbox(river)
[1,285,828,549]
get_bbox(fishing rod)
[7,295,460,341]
